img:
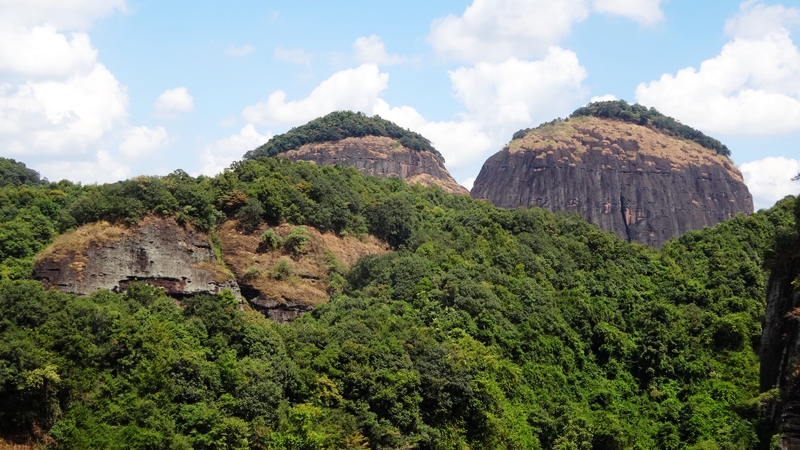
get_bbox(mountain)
[760,197,800,448]
[244,111,468,195]
[0,153,796,449]
[470,101,753,248]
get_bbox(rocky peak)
[470,115,753,247]
[244,111,468,195]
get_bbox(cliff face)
[470,117,753,247]
[761,242,800,449]
[280,136,469,195]
[33,217,241,300]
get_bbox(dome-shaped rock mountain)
[244,111,468,195]
[470,102,753,248]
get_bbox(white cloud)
[461,177,476,191]
[119,126,172,157]
[0,26,97,77]
[0,63,128,155]
[636,1,800,135]
[36,150,130,184]
[429,0,665,63]
[242,63,388,126]
[740,156,800,209]
[352,35,407,65]
[590,94,618,103]
[449,48,588,129]
[225,44,255,57]
[274,46,314,66]
[0,0,127,30]
[592,0,665,25]
[198,124,272,176]
[724,0,800,39]
[429,0,589,63]
[153,87,194,119]
[373,99,494,170]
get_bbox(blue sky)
[1,0,799,209]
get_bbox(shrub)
[283,227,311,256]
[261,229,283,249]
[268,259,293,281]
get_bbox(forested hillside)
[0,157,797,449]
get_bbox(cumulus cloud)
[119,126,172,158]
[0,26,97,77]
[225,44,255,57]
[461,177,476,191]
[740,156,800,209]
[36,150,130,184]
[373,99,494,170]
[592,0,665,25]
[198,124,272,176]
[449,48,588,129]
[590,94,618,103]
[274,46,314,66]
[352,35,407,65]
[429,0,665,63]
[0,0,127,29]
[242,64,388,126]
[0,63,128,155]
[635,1,800,136]
[153,87,194,119]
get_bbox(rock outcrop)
[761,230,800,449]
[33,217,241,300]
[217,221,388,323]
[280,136,468,195]
[470,116,753,247]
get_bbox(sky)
[0,0,799,210]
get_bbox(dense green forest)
[513,100,732,157]
[244,111,442,161]
[0,157,798,449]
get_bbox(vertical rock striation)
[470,116,753,247]
[33,216,241,301]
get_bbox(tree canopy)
[0,157,797,448]
[244,111,443,161]
[513,100,732,157]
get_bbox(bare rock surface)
[281,136,469,195]
[33,216,241,300]
[470,116,753,247]
[218,221,388,323]
[761,253,800,449]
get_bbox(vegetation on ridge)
[512,100,732,157]
[0,158,797,448]
[244,111,443,161]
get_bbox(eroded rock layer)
[281,136,469,195]
[470,116,753,247]
[217,221,388,323]
[33,217,240,299]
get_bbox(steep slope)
[33,216,241,301]
[761,199,800,448]
[217,221,388,322]
[471,114,753,247]
[244,111,468,195]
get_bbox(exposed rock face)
[470,117,753,247]
[218,221,388,323]
[761,249,800,449]
[33,217,241,300]
[281,136,469,195]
